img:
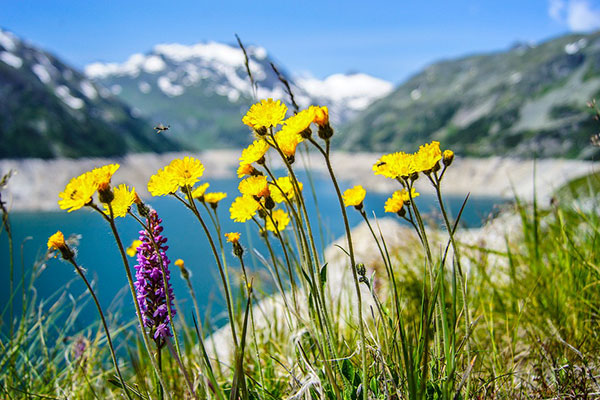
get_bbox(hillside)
[0,28,178,159]
[85,43,392,150]
[342,31,600,159]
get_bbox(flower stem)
[67,258,134,400]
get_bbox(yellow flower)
[148,167,178,196]
[413,141,442,173]
[237,163,255,178]
[274,125,303,157]
[91,163,120,186]
[343,185,367,208]
[105,184,136,218]
[204,192,227,205]
[126,239,142,257]
[400,188,420,203]
[174,259,185,268]
[384,191,405,213]
[265,209,290,232]
[47,231,66,250]
[240,140,269,165]
[242,98,287,130]
[442,149,454,166]
[373,152,414,179]
[225,232,241,243]
[239,176,270,198]
[313,105,329,126]
[270,176,303,203]
[283,107,316,135]
[189,182,210,199]
[230,196,260,222]
[167,157,205,188]
[58,171,98,212]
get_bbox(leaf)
[319,263,328,289]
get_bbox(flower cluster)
[373,141,446,180]
[134,210,176,346]
[148,157,205,197]
[58,164,120,212]
[384,188,420,216]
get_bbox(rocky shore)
[0,150,597,211]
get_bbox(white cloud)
[549,0,600,31]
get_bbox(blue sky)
[3,0,600,83]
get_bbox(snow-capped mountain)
[85,42,393,150]
[0,28,178,158]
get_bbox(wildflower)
[373,152,414,179]
[240,139,269,165]
[384,191,405,214]
[47,230,74,260]
[242,99,287,134]
[225,232,241,243]
[442,149,454,166]
[343,185,367,209]
[313,105,329,126]
[189,182,210,200]
[274,125,304,160]
[225,232,244,257]
[148,167,178,197]
[104,184,136,218]
[270,176,303,203]
[134,210,176,346]
[230,196,260,222]
[239,176,270,198]
[413,141,442,173]
[126,239,143,257]
[91,164,120,186]
[204,192,227,207]
[237,163,257,178]
[58,172,98,212]
[265,209,290,233]
[312,106,334,140]
[167,157,205,188]
[283,107,315,138]
[174,259,189,280]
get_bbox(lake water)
[0,174,502,331]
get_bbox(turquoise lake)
[0,175,502,330]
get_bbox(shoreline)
[0,150,597,211]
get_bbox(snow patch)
[0,30,17,51]
[111,84,122,95]
[55,85,84,109]
[138,81,151,93]
[297,73,393,110]
[32,64,52,84]
[410,89,422,100]
[80,80,98,99]
[143,55,166,73]
[0,51,22,68]
[564,38,588,54]
[157,76,184,96]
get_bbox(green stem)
[311,138,369,400]
[178,188,239,348]
[66,258,134,400]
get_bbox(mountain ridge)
[341,30,600,159]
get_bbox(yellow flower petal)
[242,99,287,130]
[343,185,366,207]
[230,196,260,222]
[104,184,136,218]
[265,209,290,232]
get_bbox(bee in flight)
[154,123,170,133]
